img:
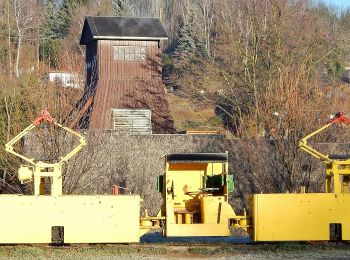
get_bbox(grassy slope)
[167,92,224,132]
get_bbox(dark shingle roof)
[166,153,228,163]
[80,16,168,44]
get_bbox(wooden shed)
[78,16,175,133]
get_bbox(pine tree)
[178,6,206,55]
[58,0,73,38]
[42,0,59,40]
[40,0,61,68]
[174,6,206,74]
[42,0,76,40]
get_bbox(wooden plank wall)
[98,40,159,80]
[88,40,174,133]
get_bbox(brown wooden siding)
[98,40,159,80]
[85,39,174,133]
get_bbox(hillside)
[167,92,223,132]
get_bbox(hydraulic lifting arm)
[299,122,334,164]
[5,124,37,166]
[299,112,350,193]
[299,112,350,164]
[5,110,86,196]
[5,111,55,165]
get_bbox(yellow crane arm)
[5,123,37,165]
[56,122,86,164]
[299,112,350,165]
[5,110,87,166]
[298,123,333,164]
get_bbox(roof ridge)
[80,16,168,45]
[90,17,99,37]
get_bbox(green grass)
[1,243,350,259]
[0,244,172,260]
[187,246,216,255]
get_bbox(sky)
[322,0,350,8]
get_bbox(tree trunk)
[15,34,21,78]
[7,0,11,76]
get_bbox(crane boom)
[299,112,350,193]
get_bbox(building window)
[114,46,146,61]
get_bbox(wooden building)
[79,16,175,133]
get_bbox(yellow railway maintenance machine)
[2,111,141,244]
[140,153,249,237]
[250,112,350,241]
[4,110,350,244]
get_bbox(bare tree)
[10,0,37,77]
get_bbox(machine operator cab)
[157,153,236,237]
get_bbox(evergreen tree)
[42,0,77,40]
[40,0,61,68]
[39,0,88,68]
[174,6,206,74]
[176,13,197,55]
[177,6,206,56]
[58,0,74,38]
[42,0,59,40]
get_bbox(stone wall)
[24,130,339,215]
[25,130,227,214]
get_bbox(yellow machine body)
[2,111,143,244]
[0,195,141,243]
[250,193,350,241]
